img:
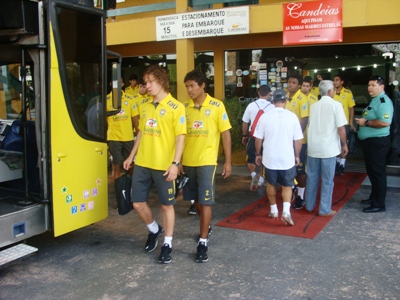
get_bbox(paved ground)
[0,166,399,300]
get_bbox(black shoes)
[158,243,172,264]
[335,162,344,175]
[337,164,344,175]
[292,196,305,210]
[196,242,208,263]
[361,199,372,205]
[145,225,164,252]
[362,206,386,213]
[187,204,197,215]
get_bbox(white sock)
[190,200,195,205]
[270,204,278,214]
[147,220,159,234]
[251,171,256,177]
[283,202,291,214]
[336,157,340,163]
[340,158,346,166]
[258,176,265,185]
[297,187,305,199]
[164,236,172,247]
[199,238,208,246]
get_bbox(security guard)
[355,75,393,213]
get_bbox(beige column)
[213,45,224,101]
[176,39,194,102]
[175,0,194,102]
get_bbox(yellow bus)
[0,0,119,267]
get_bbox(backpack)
[249,102,270,138]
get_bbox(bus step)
[0,243,38,268]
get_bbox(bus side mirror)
[111,62,121,110]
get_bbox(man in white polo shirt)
[305,80,348,216]
[254,89,303,226]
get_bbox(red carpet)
[216,172,367,239]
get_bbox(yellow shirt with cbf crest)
[135,93,186,171]
[106,91,139,141]
[182,94,232,166]
[333,87,355,124]
[286,89,309,144]
[125,85,139,96]
[133,92,152,111]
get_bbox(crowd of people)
[106,66,394,264]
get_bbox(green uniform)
[358,92,393,140]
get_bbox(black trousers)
[361,135,391,209]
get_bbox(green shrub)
[224,97,248,152]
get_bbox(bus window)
[53,5,105,139]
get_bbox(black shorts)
[296,144,307,174]
[108,140,134,165]
[131,165,176,205]
[265,166,296,187]
[183,165,217,206]
[246,137,263,164]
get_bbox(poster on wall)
[283,0,342,45]
[156,6,249,41]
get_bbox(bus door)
[48,1,108,236]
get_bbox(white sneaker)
[281,212,294,226]
[250,175,260,191]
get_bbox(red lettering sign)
[283,0,342,45]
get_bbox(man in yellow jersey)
[302,76,319,107]
[333,74,355,175]
[106,78,139,182]
[125,73,139,96]
[182,70,232,263]
[123,65,186,264]
[305,75,320,99]
[132,77,152,113]
[285,74,309,210]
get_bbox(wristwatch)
[365,120,369,127]
[172,161,180,167]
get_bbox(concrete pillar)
[213,45,224,100]
[175,0,193,102]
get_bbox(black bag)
[175,174,189,197]
[114,172,133,215]
[347,131,357,154]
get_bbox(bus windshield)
[53,5,105,139]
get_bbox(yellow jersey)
[135,93,186,171]
[333,87,355,124]
[133,92,152,111]
[286,89,309,144]
[125,85,139,96]
[310,86,320,98]
[303,93,319,144]
[182,94,232,166]
[106,92,139,141]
